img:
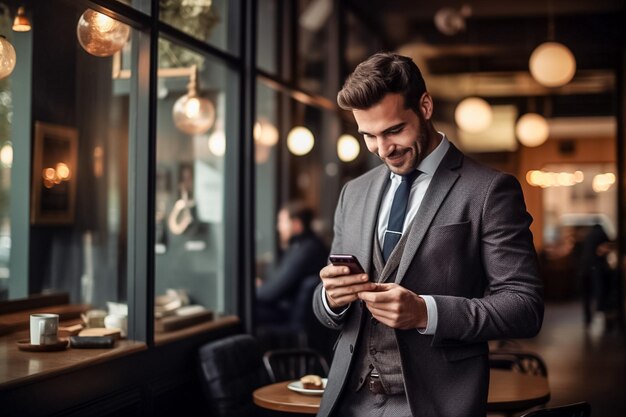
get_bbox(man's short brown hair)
[337,52,427,114]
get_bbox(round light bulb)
[208,129,226,156]
[529,42,576,88]
[516,113,549,147]
[253,118,279,146]
[287,126,314,156]
[56,163,71,180]
[0,36,17,79]
[0,142,13,167]
[172,94,216,135]
[77,9,130,57]
[454,97,493,133]
[337,134,360,162]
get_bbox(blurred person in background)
[256,200,328,325]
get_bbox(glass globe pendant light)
[337,134,360,162]
[529,42,576,88]
[172,66,216,135]
[515,113,549,147]
[454,97,493,133]
[0,36,16,79]
[287,126,314,156]
[253,118,279,147]
[77,9,130,57]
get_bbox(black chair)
[198,334,270,417]
[262,348,329,383]
[520,402,591,417]
[489,350,548,377]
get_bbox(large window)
[159,0,240,55]
[0,1,139,309]
[154,38,236,327]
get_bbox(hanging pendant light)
[529,42,576,88]
[287,126,314,156]
[0,36,16,79]
[77,9,130,57]
[172,66,216,135]
[454,97,493,133]
[0,141,13,167]
[337,134,360,162]
[12,6,31,32]
[516,113,549,147]
[207,129,226,156]
[253,118,279,147]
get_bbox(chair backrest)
[520,402,591,417]
[489,350,548,377]
[198,334,270,417]
[263,348,329,383]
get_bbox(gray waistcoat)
[348,231,411,395]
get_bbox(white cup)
[104,314,127,338]
[30,313,59,345]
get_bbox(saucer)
[287,378,327,396]
[16,338,69,352]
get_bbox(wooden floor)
[498,301,626,416]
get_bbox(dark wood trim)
[0,293,69,315]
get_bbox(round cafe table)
[253,369,550,414]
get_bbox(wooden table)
[253,369,550,414]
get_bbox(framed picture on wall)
[30,122,79,225]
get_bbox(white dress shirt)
[323,133,450,335]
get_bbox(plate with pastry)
[288,375,327,395]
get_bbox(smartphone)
[329,254,365,274]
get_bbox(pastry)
[300,374,323,390]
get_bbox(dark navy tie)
[382,170,420,263]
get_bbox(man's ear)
[419,92,433,121]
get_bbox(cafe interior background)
[0,0,625,415]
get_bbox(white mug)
[30,313,59,345]
[104,314,127,338]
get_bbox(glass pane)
[3,2,134,315]
[296,0,335,98]
[113,0,152,14]
[155,38,234,335]
[257,0,278,73]
[254,81,280,278]
[0,8,12,300]
[159,0,239,56]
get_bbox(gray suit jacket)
[313,143,543,416]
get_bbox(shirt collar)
[389,132,450,181]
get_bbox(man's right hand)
[319,264,376,310]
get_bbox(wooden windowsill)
[154,315,240,345]
[0,314,241,391]
[0,329,147,390]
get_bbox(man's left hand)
[357,283,427,329]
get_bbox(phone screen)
[329,254,365,274]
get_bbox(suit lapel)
[358,166,389,275]
[395,144,464,283]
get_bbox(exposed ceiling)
[350,0,625,130]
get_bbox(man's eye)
[388,128,402,135]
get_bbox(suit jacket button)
[350,344,354,353]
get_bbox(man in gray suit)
[313,52,543,416]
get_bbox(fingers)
[358,283,398,303]
[320,265,376,308]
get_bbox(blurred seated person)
[256,201,328,326]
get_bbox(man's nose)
[377,137,393,158]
